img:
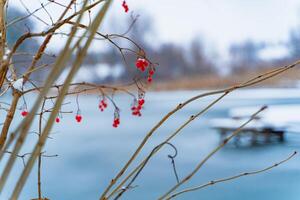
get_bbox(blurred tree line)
[7,7,300,84]
[84,15,216,83]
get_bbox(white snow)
[258,45,289,60]
[211,105,300,131]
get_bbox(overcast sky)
[10,0,300,59]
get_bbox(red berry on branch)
[55,117,60,123]
[75,114,82,123]
[113,108,120,127]
[138,98,145,105]
[136,59,143,68]
[125,6,129,12]
[142,59,149,67]
[135,58,149,72]
[99,99,108,112]
[131,97,146,117]
[147,76,153,83]
[122,1,129,13]
[112,117,120,128]
[21,110,28,117]
[149,69,155,76]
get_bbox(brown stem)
[37,99,46,200]
[0,0,7,88]
[8,1,112,198]
[0,90,21,150]
[0,0,75,153]
[37,153,42,199]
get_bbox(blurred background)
[3,1,300,200]
[7,0,300,88]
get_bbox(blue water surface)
[1,88,300,200]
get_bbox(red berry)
[147,76,153,83]
[149,69,155,75]
[112,117,120,128]
[138,99,145,105]
[142,59,149,67]
[55,117,60,123]
[99,100,108,111]
[75,114,82,123]
[136,59,143,68]
[21,110,28,117]
[122,1,129,13]
[131,98,145,117]
[136,58,149,72]
[99,105,104,112]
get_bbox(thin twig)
[158,106,267,199]
[166,151,297,200]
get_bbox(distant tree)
[128,14,153,49]
[229,40,264,72]
[82,13,217,82]
[288,29,300,59]
[153,43,189,78]
[189,38,215,74]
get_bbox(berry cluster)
[98,99,108,112]
[113,118,120,128]
[135,58,149,72]
[131,98,145,116]
[122,0,129,13]
[113,109,120,128]
[135,58,156,83]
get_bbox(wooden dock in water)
[210,106,292,146]
[215,126,285,146]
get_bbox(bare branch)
[166,151,297,200]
